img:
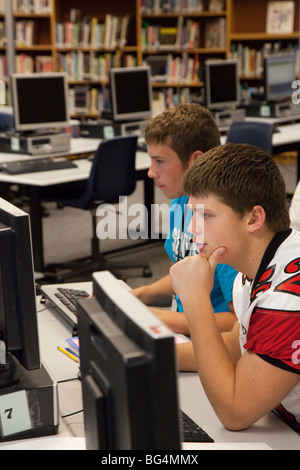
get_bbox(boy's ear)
[247,205,266,232]
[188,150,203,166]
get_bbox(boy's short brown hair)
[183,143,290,233]
[145,103,221,166]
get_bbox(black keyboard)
[0,157,78,174]
[181,410,214,443]
[53,287,90,314]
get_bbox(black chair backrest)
[82,134,138,206]
[226,121,274,154]
[0,109,14,132]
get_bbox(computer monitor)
[77,271,182,450]
[0,198,40,387]
[10,72,70,133]
[264,53,295,102]
[108,66,153,122]
[204,59,240,110]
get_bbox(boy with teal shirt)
[133,103,237,336]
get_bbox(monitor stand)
[0,355,59,442]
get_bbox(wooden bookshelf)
[228,0,300,82]
[2,0,299,117]
[139,0,229,106]
[53,0,139,117]
[12,0,55,74]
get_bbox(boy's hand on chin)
[169,246,226,304]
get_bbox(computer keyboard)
[53,287,90,314]
[180,410,214,443]
[0,157,78,174]
[41,284,92,326]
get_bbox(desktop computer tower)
[0,360,59,442]
[213,108,246,128]
[80,119,149,139]
[246,100,300,119]
[0,131,71,155]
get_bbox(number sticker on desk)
[0,390,31,437]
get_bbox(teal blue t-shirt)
[164,196,237,312]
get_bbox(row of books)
[142,16,225,50]
[69,85,109,116]
[140,0,225,14]
[0,53,53,78]
[141,0,204,13]
[142,18,199,50]
[12,0,51,14]
[144,53,201,83]
[55,14,130,50]
[0,21,4,46]
[152,87,201,116]
[205,17,226,48]
[56,51,137,82]
[229,42,300,78]
[15,20,36,47]
[16,53,53,74]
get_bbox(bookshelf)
[49,0,230,117]
[11,0,55,75]
[140,0,229,108]
[53,0,138,118]
[1,0,299,118]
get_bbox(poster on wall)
[266,1,295,33]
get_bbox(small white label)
[0,390,32,437]
[0,80,5,104]
[10,137,20,152]
[103,125,114,139]
[260,105,271,117]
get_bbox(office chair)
[226,120,274,154]
[0,107,14,133]
[43,135,152,282]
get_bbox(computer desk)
[0,281,299,450]
[0,138,152,274]
[1,281,294,451]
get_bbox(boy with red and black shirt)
[170,143,300,432]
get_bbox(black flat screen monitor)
[264,53,295,102]
[109,66,153,122]
[204,59,240,110]
[77,271,182,450]
[0,198,40,387]
[10,72,70,133]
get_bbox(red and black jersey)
[233,229,300,429]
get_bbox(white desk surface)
[9,281,296,451]
[0,137,151,186]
